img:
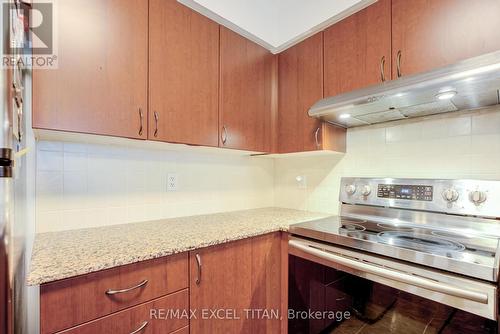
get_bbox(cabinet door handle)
[221,125,228,145]
[195,253,202,285]
[129,321,148,334]
[153,111,159,138]
[105,279,148,295]
[380,56,386,82]
[396,50,402,78]
[314,127,321,149]
[138,108,144,136]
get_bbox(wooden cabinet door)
[278,33,323,154]
[149,0,219,146]
[33,0,148,139]
[392,0,500,77]
[220,27,276,152]
[190,233,281,333]
[278,33,346,154]
[190,237,252,333]
[248,233,282,334]
[324,0,391,97]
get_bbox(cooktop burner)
[431,230,474,239]
[377,231,466,253]
[341,223,366,231]
[338,219,479,254]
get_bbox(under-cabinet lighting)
[435,90,457,100]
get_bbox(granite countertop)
[28,207,331,286]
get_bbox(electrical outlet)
[167,173,178,191]
[296,175,307,189]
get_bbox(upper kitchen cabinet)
[392,0,500,78]
[33,0,148,139]
[278,33,346,154]
[149,0,219,146]
[219,27,276,153]
[323,0,391,97]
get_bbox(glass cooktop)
[289,216,500,282]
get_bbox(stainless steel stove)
[289,178,500,322]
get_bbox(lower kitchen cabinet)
[59,290,189,334]
[40,253,189,334]
[189,233,282,333]
[39,233,285,334]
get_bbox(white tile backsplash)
[37,150,63,172]
[386,122,423,143]
[35,107,500,232]
[274,107,500,214]
[35,142,275,233]
[472,111,500,135]
[421,116,471,138]
[36,172,63,213]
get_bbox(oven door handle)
[289,239,488,304]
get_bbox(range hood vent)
[309,51,500,128]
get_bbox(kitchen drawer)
[59,289,189,334]
[41,253,188,334]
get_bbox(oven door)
[289,237,498,334]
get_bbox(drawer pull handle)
[105,279,148,295]
[129,321,148,334]
[195,253,202,285]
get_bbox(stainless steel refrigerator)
[1,1,28,333]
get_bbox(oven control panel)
[377,184,433,201]
[340,177,500,218]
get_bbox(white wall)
[274,107,500,214]
[36,143,274,233]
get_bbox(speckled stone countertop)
[28,207,331,285]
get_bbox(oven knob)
[361,185,371,196]
[442,188,459,202]
[469,190,487,205]
[345,184,356,195]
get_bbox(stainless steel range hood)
[309,51,500,127]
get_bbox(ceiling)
[178,0,376,54]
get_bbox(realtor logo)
[2,0,58,69]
